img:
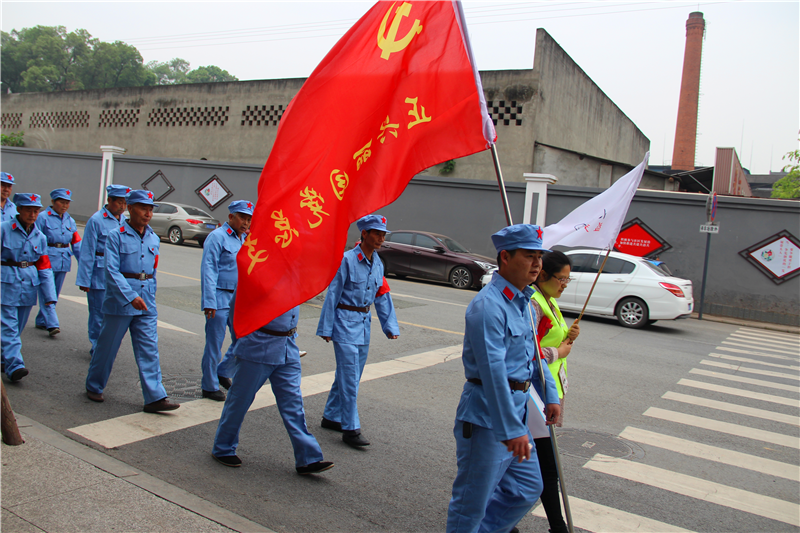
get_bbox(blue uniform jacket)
[35,208,82,272]
[200,222,243,310]
[229,303,300,365]
[75,206,124,289]
[1,218,57,306]
[316,245,399,344]
[101,219,159,316]
[455,272,559,442]
[1,200,17,223]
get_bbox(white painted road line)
[584,454,800,527]
[59,294,196,335]
[391,292,468,308]
[689,368,800,393]
[729,333,800,349]
[677,379,800,407]
[721,340,799,357]
[662,391,800,426]
[733,329,800,345]
[620,426,800,482]
[531,495,694,533]
[700,360,800,381]
[708,352,800,371]
[716,345,800,363]
[643,407,800,449]
[68,345,463,448]
[737,327,800,343]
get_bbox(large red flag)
[234,0,496,337]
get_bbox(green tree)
[771,144,800,199]
[186,65,238,84]
[145,58,190,85]
[79,41,155,89]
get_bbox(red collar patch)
[357,252,364,261]
[103,212,108,218]
[48,210,52,215]
[226,228,232,235]
[120,226,125,232]
[502,286,514,301]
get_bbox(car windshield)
[183,207,212,218]
[642,260,670,277]
[438,236,469,253]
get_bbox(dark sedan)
[378,230,496,289]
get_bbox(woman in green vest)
[531,250,580,533]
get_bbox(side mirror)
[434,246,446,254]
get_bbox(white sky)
[2,1,798,174]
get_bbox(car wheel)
[197,237,206,248]
[616,297,649,328]
[168,226,184,245]
[450,266,472,289]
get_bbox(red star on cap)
[147,191,154,199]
[536,227,543,240]
[126,188,131,193]
[66,190,71,196]
[246,202,253,209]
[381,217,386,224]
[30,194,37,201]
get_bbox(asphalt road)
[6,235,799,533]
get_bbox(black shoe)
[218,376,232,390]
[510,528,519,533]
[86,390,104,402]
[48,327,60,337]
[213,454,242,467]
[9,368,29,382]
[143,398,180,413]
[343,432,370,447]
[321,417,343,432]
[296,460,334,475]
[202,389,226,401]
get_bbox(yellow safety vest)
[532,288,570,399]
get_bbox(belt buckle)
[137,272,147,281]
[522,381,530,393]
[19,261,30,268]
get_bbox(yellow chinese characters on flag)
[234,0,496,336]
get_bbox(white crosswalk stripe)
[558,327,800,533]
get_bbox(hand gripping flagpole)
[491,143,575,533]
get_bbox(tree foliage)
[771,143,800,199]
[1,25,237,93]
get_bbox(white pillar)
[99,146,127,210]
[522,173,558,226]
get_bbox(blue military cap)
[50,188,73,201]
[107,184,131,198]
[491,224,550,253]
[356,214,390,233]
[0,172,15,185]
[228,200,254,216]
[13,193,43,208]
[126,189,155,206]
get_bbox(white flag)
[542,152,650,250]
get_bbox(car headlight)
[474,261,496,271]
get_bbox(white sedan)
[556,249,693,328]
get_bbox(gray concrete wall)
[531,30,651,169]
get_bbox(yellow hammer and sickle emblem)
[377,2,423,60]
[243,233,269,275]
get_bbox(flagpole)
[572,248,612,326]
[491,143,575,533]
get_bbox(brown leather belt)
[48,242,69,248]
[467,378,531,393]
[95,252,104,256]
[258,326,297,337]
[122,272,154,280]
[337,303,370,313]
[1,260,34,268]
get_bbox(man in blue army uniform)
[76,184,129,355]
[0,172,17,223]
[84,189,179,413]
[316,214,399,448]
[212,298,334,475]
[1,193,57,382]
[446,224,561,533]
[200,199,253,401]
[34,188,82,337]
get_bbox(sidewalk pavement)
[1,415,274,533]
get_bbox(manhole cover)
[159,374,204,399]
[553,429,637,459]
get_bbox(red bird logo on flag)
[234,0,496,336]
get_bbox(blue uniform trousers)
[85,314,167,404]
[1,305,33,377]
[213,358,323,468]
[447,421,543,533]
[35,270,67,329]
[201,308,236,391]
[86,289,106,354]
[322,342,369,431]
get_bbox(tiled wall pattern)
[29,111,90,129]
[98,109,140,127]
[241,105,285,126]
[1,113,23,130]
[146,106,230,127]
[487,101,523,126]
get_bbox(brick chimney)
[671,12,705,171]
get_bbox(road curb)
[690,313,800,334]
[14,414,275,533]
